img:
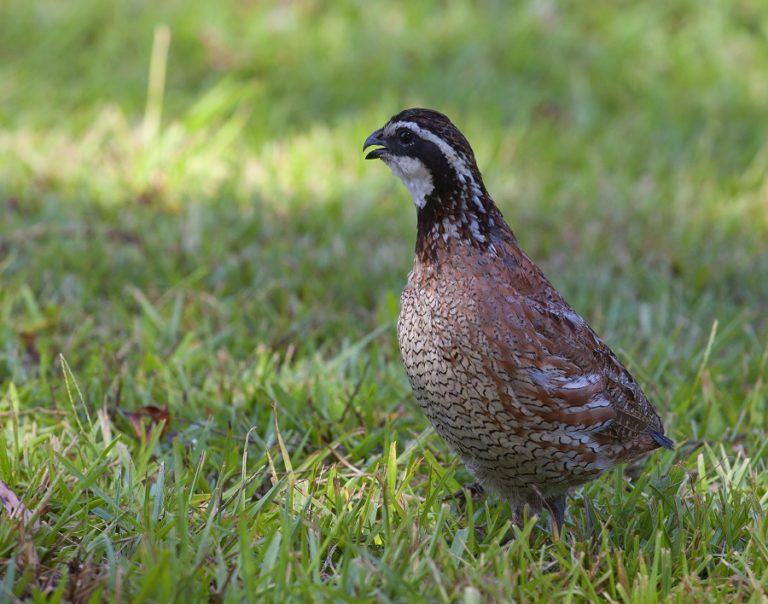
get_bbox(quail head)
[363,108,673,530]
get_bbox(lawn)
[1,0,767,601]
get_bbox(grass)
[1,0,767,601]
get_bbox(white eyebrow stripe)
[384,120,471,182]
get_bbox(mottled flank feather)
[364,108,673,529]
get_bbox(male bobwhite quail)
[363,108,673,530]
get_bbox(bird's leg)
[444,480,485,503]
[544,495,567,536]
[507,504,538,547]
[511,504,525,529]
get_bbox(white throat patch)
[384,155,434,209]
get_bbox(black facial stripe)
[387,136,463,197]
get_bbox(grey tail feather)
[650,430,674,450]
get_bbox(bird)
[363,108,673,531]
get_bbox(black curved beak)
[363,129,387,160]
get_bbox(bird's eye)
[397,129,415,145]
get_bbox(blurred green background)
[1,0,767,600]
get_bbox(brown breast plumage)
[397,230,667,505]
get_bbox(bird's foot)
[544,495,567,537]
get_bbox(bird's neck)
[415,187,506,263]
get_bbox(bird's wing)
[470,246,666,449]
